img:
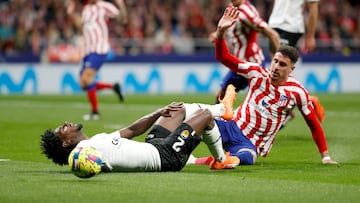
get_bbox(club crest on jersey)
[180,130,190,139]
[278,95,289,106]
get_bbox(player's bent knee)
[233,149,257,165]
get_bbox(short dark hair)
[40,129,75,165]
[277,45,300,65]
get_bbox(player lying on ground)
[40,102,240,172]
[188,7,337,166]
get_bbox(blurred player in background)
[209,0,280,118]
[66,0,127,120]
[268,0,325,124]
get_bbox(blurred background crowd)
[0,0,359,60]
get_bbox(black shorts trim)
[273,28,303,47]
[147,123,201,172]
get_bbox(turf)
[0,93,359,203]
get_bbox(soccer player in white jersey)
[40,102,240,172]
[66,0,128,121]
[193,7,337,166]
[269,0,318,53]
[208,0,279,112]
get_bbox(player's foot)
[311,96,325,122]
[209,152,240,170]
[83,112,100,121]
[112,83,124,102]
[219,84,236,120]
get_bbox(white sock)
[186,154,197,165]
[202,123,226,163]
[183,103,225,122]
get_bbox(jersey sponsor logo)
[261,99,269,108]
[252,100,272,117]
[112,137,120,145]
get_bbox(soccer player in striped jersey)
[192,7,337,166]
[66,0,128,120]
[268,0,326,124]
[209,0,280,113]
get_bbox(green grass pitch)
[0,93,359,203]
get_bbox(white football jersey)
[76,131,161,172]
[268,0,319,33]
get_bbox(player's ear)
[290,65,295,72]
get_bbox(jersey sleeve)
[238,3,268,32]
[101,1,120,18]
[303,110,328,153]
[296,90,328,153]
[215,38,265,79]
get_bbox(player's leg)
[216,70,248,103]
[200,119,240,169]
[149,109,212,171]
[213,119,257,166]
[80,67,100,120]
[112,82,124,102]
[145,102,187,141]
[79,53,106,120]
[151,102,231,164]
[183,85,236,122]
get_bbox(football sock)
[202,123,226,163]
[95,82,112,90]
[183,103,225,122]
[87,89,98,113]
[195,156,214,165]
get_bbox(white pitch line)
[0,100,161,111]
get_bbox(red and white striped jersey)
[82,1,120,55]
[225,2,269,64]
[232,67,312,156]
[215,38,327,157]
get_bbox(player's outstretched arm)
[114,0,128,25]
[216,7,239,38]
[119,102,184,139]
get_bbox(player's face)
[54,122,83,142]
[269,52,295,85]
